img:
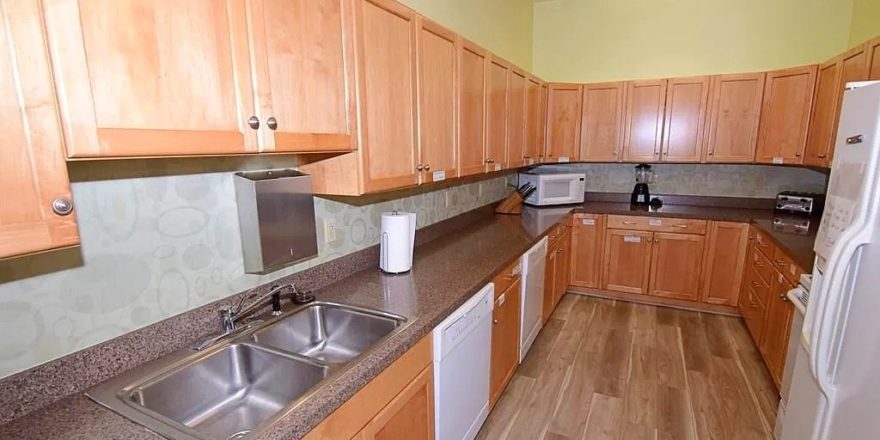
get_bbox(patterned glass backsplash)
[0,161,826,378]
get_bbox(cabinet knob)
[780,293,789,301]
[416,164,424,171]
[424,164,430,171]
[493,319,499,325]
[795,152,802,157]
[247,116,260,130]
[266,117,278,130]
[51,197,74,216]
[818,153,827,159]
[708,151,714,156]
[653,239,659,243]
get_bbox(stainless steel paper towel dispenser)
[233,169,318,274]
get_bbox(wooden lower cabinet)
[543,237,561,323]
[555,227,571,307]
[740,281,768,342]
[303,335,433,440]
[648,232,705,301]
[602,229,653,295]
[569,214,605,289]
[759,273,795,387]
[543,223,573,322]
[701,221,749,306]
[356,365,434,440]
[489,277,521,407]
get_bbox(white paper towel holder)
[380,210,416,274]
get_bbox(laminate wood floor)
[477,294,779,440]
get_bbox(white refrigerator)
[779,80,880,440]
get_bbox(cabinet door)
[649,232,705,301]
[490,278,521,407]
[486,58,508,169]
[570,214,605,289]
[603,230,653,295]
[417,18,457,183]
[704,73,765,162]
[869,37,880,80]
[248,0,356,152]
[357,365,434,440]
[759,273,794,386]
[580,82,625,162]
[458,40,488,177]
[623,79,667,162]
[356,0,419,192]
[543,240,560,323]
[42,0,256,157]
[546,83,582,162]
[524,77,542,164]
[755,65,818,164]
[662,76,710,162]
[555,228,571,307]
[740,281,768,343]
[804,58,841,168]
[538,83,549,162]
[701,222,749,306]
[0,0,79,258]
[506,69,527,168]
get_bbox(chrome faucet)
[219,284,292,333]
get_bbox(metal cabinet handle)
[493,319,499,324]
[780,293,789,301]
[266,117,278,130]
[653,239,660,243]
[622,221,637,225]
[795,152,802,157]
[424,164,430,171]
[247,116,260,130]
[51,197,73,216]
[416,164,424,171]
[751,281,761,288]
[672,224,689,229]
[775,259,786,266]
[817,153,827,159]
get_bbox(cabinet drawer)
[493,259,523,298]
[748,244,775,284]
[772,247,804,284]
[607,215,707,234]
[754,229,775,256]
[743,265,771,306]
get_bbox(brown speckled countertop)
[0,198,817,439]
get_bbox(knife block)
[494,191,524,215]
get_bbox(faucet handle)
[219,306,236,332]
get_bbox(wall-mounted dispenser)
[233,169,318,274]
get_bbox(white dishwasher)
[433,283,494,440]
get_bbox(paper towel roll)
[380,211,416,273]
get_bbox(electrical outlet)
[478,182,483,198]
[323,219,337,243]
[444,190,450,208]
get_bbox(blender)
[630,163,653,205]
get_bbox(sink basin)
[250,303,404,364]
[127,344,328,440]
[87,301,407,439]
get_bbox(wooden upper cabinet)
[458,39,488,177]
[42,0,257,158]
[1,0,79,258]
[661,76,709,162]
[355,0,419,192]
[546,83,582,162]
[623,79,667,162]
[570,214,605,289]
[869,37,880,80]
[486,58,509,169]
[524,77,543,164]
[248,0,357,153]
[804,58,842,167]
[704,73,765,162]
[755,65,818,165]
[506,68,527,168]
[648,232,705,301]
[603,229,653,295]
[806,44,869,167]
[701,221,749,306]
[580,82,625,162]
[416,18,457,183]
[538,83,549,162]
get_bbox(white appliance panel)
[519,238,547,361]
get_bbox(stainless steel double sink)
[88,302,407,440]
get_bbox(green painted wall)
[849,0,880,45]
[398,0,534,69]
[533,0,855,83]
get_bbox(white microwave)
[518,171,586,206]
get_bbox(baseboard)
[566,286,741,316]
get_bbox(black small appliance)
[630,164,653,205]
